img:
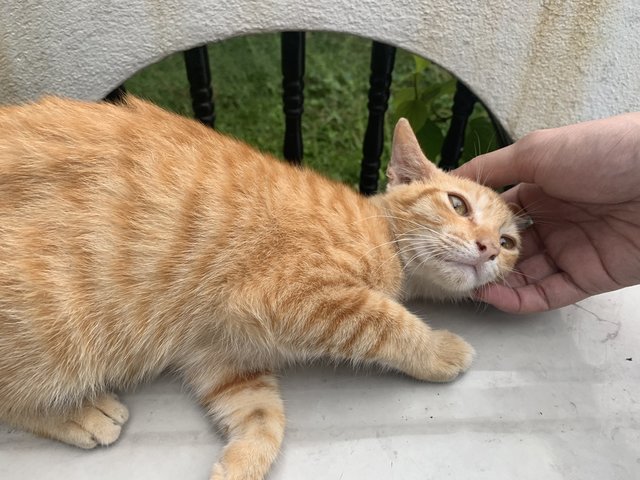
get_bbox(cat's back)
[0,95,232,189]
[0,95,342,213]
[0,96,390,307]
[0,96,282,231]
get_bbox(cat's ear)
[387,118,438,190]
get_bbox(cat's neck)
[369,193,414,298]
[370,193,471,303]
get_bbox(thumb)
[453,144,527,189]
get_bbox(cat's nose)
[476,240,499,263]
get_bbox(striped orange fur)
[0,97,521,479]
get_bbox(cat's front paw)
[422,330,475,382]
[210,463,225,480]
[67,393,129,448]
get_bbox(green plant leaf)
[438,79,457,96]
[391,87,417,111]
[395,99,429,132]
[461,115,497,163]
[419,78,456,104]
[416,120,444,163]
[413,56,431,74]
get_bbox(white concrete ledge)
[2,288,639,479]
[1,1,639,138]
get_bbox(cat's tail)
[200,372,285,480]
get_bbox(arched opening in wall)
[113,32,509,192]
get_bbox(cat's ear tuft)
[507,203,534,230]
[386,118,439,190]
[515,215,534,231]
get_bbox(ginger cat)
[0,96,521,480]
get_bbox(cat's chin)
[443,260,478,281]
[403,268,476,302]
[404,260,497,302]
[405,283,474,302]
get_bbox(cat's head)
[381,118,525,300]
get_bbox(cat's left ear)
[387,118,439,190]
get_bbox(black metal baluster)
[487,110,512,148]
[184,45,215,128]
[439,81,478,170]
[281,31,306,165]
[104,84,127,103]
[360,41,396,195]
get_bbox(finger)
[453,145,527,189]
[475,272,589,314]
[496,270,528,289]
[493,251,555,290]
[515,227,545,261]
[513,252,559,283]
[504,183,553,261]
[497,185,545,261]
[474,283,542,313]
[500,185,520,204]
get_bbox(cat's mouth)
[443,258,501,289]
[408,251,495,291]
[445,259,478,275]
[442,259,485,287]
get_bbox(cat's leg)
[280,287,474,382]
[195,371,285,480]
[7,393,129,449]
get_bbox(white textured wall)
[1,0,638,138]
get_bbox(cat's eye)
[500,236,516,250]
[447,194,469,216]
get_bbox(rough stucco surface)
[0,0,638,138]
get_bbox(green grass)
[126,32,497,189]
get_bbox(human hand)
[454,113,640,313]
